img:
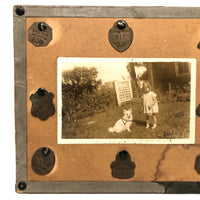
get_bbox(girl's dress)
[143,91,158,114]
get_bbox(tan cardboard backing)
[27,18,200,181]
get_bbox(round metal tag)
[31,147,55,175]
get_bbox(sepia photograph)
[57,58,196,144]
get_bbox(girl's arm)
[148,93,157,109]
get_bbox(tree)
[62,67,102,121]
[63,67,102,96]
[126,63,140,98]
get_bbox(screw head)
[116,150,131,161]
[15,6,25,16]
[38,22,47,32]
[37,88,47,96]
[18,182,26,190]
[41,147,50,156]
[117,20,126,30]
[119,150,129,160]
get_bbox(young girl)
[142,82,158,129]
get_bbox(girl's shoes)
[146,124,150,129]
[152,124,157,129]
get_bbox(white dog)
[108,108,133,133]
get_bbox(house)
[146,62,191,92]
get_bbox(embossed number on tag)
[108,20,133,52]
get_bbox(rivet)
[38,22,47,32]
[37,88,47,96]
[117,150,130,160]
[15,6,25,16]
[41,147,50,156]
[18,181,26,190]
[117,20,126,30]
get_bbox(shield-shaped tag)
[108,20,133,52]
[30,88,55,120]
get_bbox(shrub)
[62,67,117,122]
[160,82,191,103]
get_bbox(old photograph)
[57,58,196,144]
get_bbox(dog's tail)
[108,127,114,132]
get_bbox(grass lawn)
[62,101,190,139]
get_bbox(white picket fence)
[114,80,133,106]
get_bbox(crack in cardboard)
[153,145,170,181]
[181,144,200,149]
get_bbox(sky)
[58,58,150,84]
[59,58,131,83]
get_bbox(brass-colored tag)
[30,88,55,121]
[31,147,55,175]
[111,150,135,179]
[28,22,52,47]
[108,20,133,52]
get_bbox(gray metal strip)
[14,13,27,188]
[13,6,200,18]
[20,181,165,193]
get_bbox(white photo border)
[57,58,196,144]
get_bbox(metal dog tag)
[31,147,55,175]
[30,88,55,121]
[108,20,133,52]
[111,150,135,179]
[28,22,52,47]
